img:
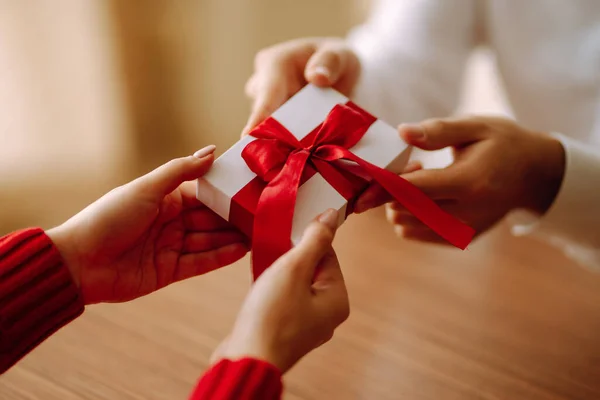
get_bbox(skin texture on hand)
[243,37,360,135]
[47,146,249,305]
[213,209,350,373]
[355,116,566,243]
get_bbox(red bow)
[243,103,474,279]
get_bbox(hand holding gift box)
[197,84,475,279]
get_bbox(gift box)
[197,84,474,278]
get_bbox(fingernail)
[394,225,404,237]
[193,145,216,158]
[399,124,425,140]
[318,208,339,229]
[403,160,420,172]
[354,195,372,214]
[390,201,404,211]
[313,66,331,79]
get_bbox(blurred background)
[0,0,508,234]
[9,2,600,400]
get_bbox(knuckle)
[244,75,257,97]
[253,48,273,66]
[322,331,334,345]
[401,228,418,240]
[385,205,396,223]
[339,299,350,323]
[424,119,448,134]
[165,158,187,173]
[392,213,406,225]
[329,297,350,328]
[323,50,342,68]
[463,168,495,199]
[394,225,407,238]
[313,225,334,246]
[469,115,493,129]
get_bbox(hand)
[355,116,566,242]
[47,146,249,304]
[213,209,350,373]
[243,37,360,135]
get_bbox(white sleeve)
[346,0,477,126]
[510,134,600,270]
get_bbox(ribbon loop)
[244,102,475,279]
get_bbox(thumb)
[304,44,354,89]
[135,145,216,200]
[399,118,487,151]
[242,80,288,136]
[274,209,339,283]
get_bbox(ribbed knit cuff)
[0,228,84,373]
[190,358,283,400]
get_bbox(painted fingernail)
[193,145,216,158]
[399,124,425,140]
[318,208,339,229]
[313,66,331,79]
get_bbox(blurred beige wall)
[0,0,132,233]
[108,0,372,172]
[0,0,508,234]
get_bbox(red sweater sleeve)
[189,358,283,400]
[0,228,84,373]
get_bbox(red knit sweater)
[0,228,283,399]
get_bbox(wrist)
[220,330,287,373]
[523,133,566,215]
[46,224,82,292]
[222,342,282,371]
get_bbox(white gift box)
[196,84,411,245]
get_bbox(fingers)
[243,81,289,135]
[386,200,459,223]
[183,230,247,253]
[354,160,423,213]
[180,181,205,208]
[291,209,339,279]
[385,207,421,226]
[183,208,233,231]
[399,117,488,150]
[385,202,467,246]
[242,41,316,135]
[243,38,359,136]
[270,209,339,284]
[393,226,453,246]
[135,146,216,200]
[315,282,350,327]
[304,42,358,93]
[311,249,343,289]
[177,242,249,281]
[400,165,470,200]
[312,250,350,327]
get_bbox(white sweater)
[347,0,600,269]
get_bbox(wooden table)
[2,210,599,400]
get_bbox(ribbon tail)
[345,154,475,249]
[252,151,311,279]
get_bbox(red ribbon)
[241,102,475,279]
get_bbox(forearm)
[346,0,477,126]
[0,228,84,373]
[189,358,283,400]
[510,134,600,269]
